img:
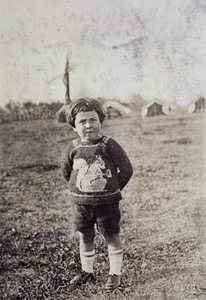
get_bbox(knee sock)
[80,250,95,273]
[108,248,123,275]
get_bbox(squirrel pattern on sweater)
[73,155,112,192]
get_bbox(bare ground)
[0,111,205,299]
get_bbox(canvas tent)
[103,101,132,119]
[141,99,170,119]
[187,97,205,113]
[55,104,69,122]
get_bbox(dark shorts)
[71,202,121,236]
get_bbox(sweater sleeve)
[61,143,74,182]
[107,138,133,190]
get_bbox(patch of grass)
[177,137,192,144]
[0,113,205,299]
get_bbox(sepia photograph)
[0,0,205,299]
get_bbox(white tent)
[141,99,170,119]
[103,101,132,116]
[187,97,205,113]
[55,104,69,122]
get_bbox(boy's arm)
[61,145,73,182]
[108,138,133,190]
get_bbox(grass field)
[0,111,205,299]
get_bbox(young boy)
[61,98,133,292]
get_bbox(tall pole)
[63,54,71,104]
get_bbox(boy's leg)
[96,202,123,291]
[105,233,123,276]
[104,233,123,291]
[79,226,95,274]
[70,227,95,286]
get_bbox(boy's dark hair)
[66,98,106,127]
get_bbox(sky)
[0,0,206,107]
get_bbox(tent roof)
[187,96,205,107]
[103,101,132,114]
[142,99,169,109]
[56,104,69,116]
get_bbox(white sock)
[108,248,123,275]
[80,250,95,273]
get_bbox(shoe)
[70,270,94,287]
[105,274,121,292]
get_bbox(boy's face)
[74,110,102,141]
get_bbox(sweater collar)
[80,134,103,146]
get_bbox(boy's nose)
[85,121,92,128]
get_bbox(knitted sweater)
[61,135,133,205]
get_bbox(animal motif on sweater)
[73,155,112,192]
